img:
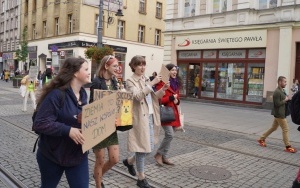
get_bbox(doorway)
[187,64,200,98]
[295,43,300,80]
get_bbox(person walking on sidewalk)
[122,56,169,188]
[32,57,90,188]
[154,63,182,166]
[89,55,120,188]
[258,76,296,153]
[21,75,38,111]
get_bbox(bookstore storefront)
[176,30,267,104]
[178,49,265,103]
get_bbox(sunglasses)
[105,55,114,64]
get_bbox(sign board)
[60,51,65,56]
[159,65,170,84]
[81,93,117,153]
[28,66,38,80]
[93,90,133,128]
[176,30,267,50]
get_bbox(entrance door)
[187,64,200,98]
[295,43,300,80]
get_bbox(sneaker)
[285,146,297,153]
[137,178,151,188]
[257,139,266,147]
[122,159,136,176]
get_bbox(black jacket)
[89,77,118,103]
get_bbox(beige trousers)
[260,118,290,147]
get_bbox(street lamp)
[97,0,124,48]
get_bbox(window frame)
[139,0,147,14]
[43,21,47,38]
[156,2,162,19]
[154,29,161,46]
[68,14,73,34]
[55,17,59,36]
[213,0,227,13]
[138,24,145,43]
[258,0,277,9]
[32,24,36,39]
[117,20,125,40]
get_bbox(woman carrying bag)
[154,63,182,166]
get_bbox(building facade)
[164,0,300,107]
[20,0,166,81]
[0,0,21,73]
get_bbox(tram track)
[0,164,27,188]
[1,114,299,187]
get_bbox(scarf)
[169,77,179,92]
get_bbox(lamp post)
[97,0,104,48]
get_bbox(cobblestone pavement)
[0,80,299,188]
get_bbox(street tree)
[16,27,29,67]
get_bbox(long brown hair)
[36,57,87,105]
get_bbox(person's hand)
[150,75,162,86]
[174,98,178,104]
[173,94,178,99]
[162,81,170,91]
[285,96,289,101]
[69,128,85,145]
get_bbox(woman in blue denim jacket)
[33,57,90,188]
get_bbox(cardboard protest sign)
[81,93,117,153]
[93,90,133,128]
[28,66,38,80]
[159,64,170,84]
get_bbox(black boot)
[137,178,151,188]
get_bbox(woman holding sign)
[89,55,120,188]
[123,55,169,188]
[154,63,182,166]
[32,58,90,188]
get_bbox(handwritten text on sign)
[94,90,133,127]
[81,93,117,153]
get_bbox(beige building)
[21,0,166,80]
[164,0,300,107]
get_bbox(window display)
[178,64,187,95]
[201,63,216,98]
[246,64,264,102]
[217,63,244,101]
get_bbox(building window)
[43,0,47,7]
[154,29,161,46]
[15,17,18,28]
[139,0,146,13]
[213,0,227,13]
[55,17,59,36]
[184,0,196,17]
[156,2,162,18]
[32,24,36,39]
[43,21,47,37]
[117,20,125,39]
[25,0,28,13]
[95,14,98,35]
[68,14,73,34]
[138,25,145,43]
[2,1,4,12]
[33,0,37,12]
[259,0,277,9]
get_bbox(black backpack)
[290,91,300,125]
[32,90,65,152]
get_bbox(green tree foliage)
[16,27,28,63]
[84,46,114,64]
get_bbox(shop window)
[246,63,264,103]
[188,64,200,97]
[217,63,244,101]
[202,63,216,98]
[178,64,188,95]
[184,0,195,17]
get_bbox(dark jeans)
[36,150,89,188]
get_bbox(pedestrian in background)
[149,71,157,81]
[4,69,9,82]
[37,71,43,89]
[193,73,200,98]
[258,76,296,153]
[122,55,169,188]
[21,75,38,112]
[89,55,120,188]
[291,78,299,97]
[154,63,182,166]
[43,68,53,85]
[32,57,90,188]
